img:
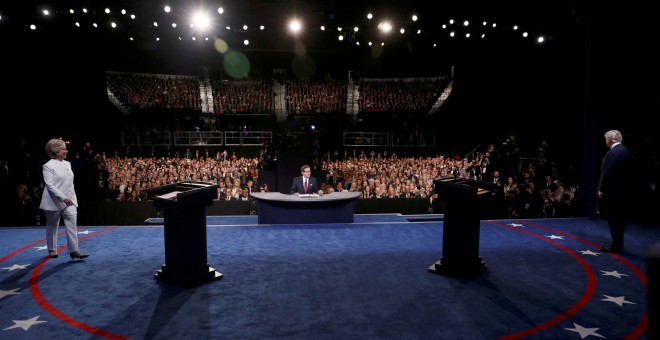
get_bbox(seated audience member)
[239,187,251,201]
[221,188,237,201]
[11,184,36,226]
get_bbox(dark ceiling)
[1,2,659,161]
[2,1,585,78]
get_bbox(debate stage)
[1,215,657,339]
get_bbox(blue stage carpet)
[0,214,656,339]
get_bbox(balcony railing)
[122,130,434,147]
[122,130,273,146]
[343,132,435,147]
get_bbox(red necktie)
[304,179,308,193]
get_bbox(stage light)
[289,19,302,33]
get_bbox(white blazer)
[39,159,78,211]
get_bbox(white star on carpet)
[600,270,629,279]
[0,288,21,299]
[577,250,600,256]
[508,223,524,228]
[601,294,635,306]
[3,315,46,331]
[564,323,606,338]
[34,245,47,251]
[547,235,564,239]
[1,264,30,272]
[78,230,92,235]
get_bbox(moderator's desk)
[250,192,361,224]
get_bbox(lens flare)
[214,38,229,54]
[223,50,250,79]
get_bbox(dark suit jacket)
[220,193,237,201]
[598,143,633,200]
[291,176,318,194]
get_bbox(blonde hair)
[604,130,623,143]
[45,139,66,159]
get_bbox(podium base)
[428,258,487,278]
[155,264,223,287]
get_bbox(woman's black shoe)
[48,251,58,259]
[70,251,89,259]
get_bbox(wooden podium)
[147,182,222,286]
[428,178,492,278]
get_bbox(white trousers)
[44,207,79,254]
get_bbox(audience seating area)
[105,71,451,119]
[6,72,656,226]
[3,131,585,226]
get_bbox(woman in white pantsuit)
[39,139,89,260]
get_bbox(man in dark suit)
[291,165,318,195]
[597,130,633,254]
[491,170,504,196]
[221,188,237,201]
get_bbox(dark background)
[1,2,658,176]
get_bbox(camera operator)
[501,134,521,178]
[501,134,520,161]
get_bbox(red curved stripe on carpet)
[28,227,129,340]
[489,221,598,339]
[0,232,64,264]
[504,220,648,339]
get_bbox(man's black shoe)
[600,245,622,254]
